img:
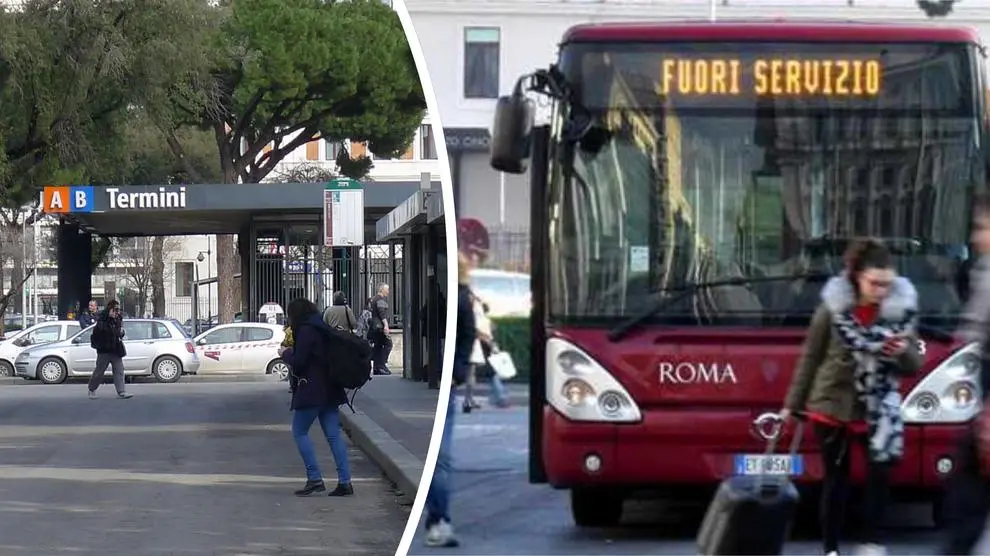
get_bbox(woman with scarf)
[781,238,923,556]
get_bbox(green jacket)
[784,277,924,423]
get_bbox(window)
[246,327,274,341]
[75,328,93,344]
[175,262,194,297]
[26,325,61,344]
[154,322,172,339]
[420,125,437,160]
[123,321,154,341]
[65,323,81,337]
[202,327,242,345]
[463,27,500,99]
[324,140,342,161]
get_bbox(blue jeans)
[489,372,508,405]
[426,387,456,527]
[292,406,352,484]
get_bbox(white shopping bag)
[487,350,517,380]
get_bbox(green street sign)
[325,178,363,191]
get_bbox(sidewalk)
[339,373,440,502]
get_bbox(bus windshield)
[549,41,986,327]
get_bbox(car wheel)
[570,488,624,528]
[0,360,13,377]
[267,358,290,381]
[38,357,68,385]
[152,356,183,383]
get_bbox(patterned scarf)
[822,275,918,463]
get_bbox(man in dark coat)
[368,284,393,375]
[78,300,98,329]
[87,299,132,400]
[279,298,354,498]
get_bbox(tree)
[159,0,427,322]
[118,236,181,317]
[0,0,222,311]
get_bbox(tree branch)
[161,126,208,183]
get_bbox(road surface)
[409,393,980,555]
[0,381,409,555]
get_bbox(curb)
[339,409,422,503]
[0,374,280,386]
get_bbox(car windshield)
[548,40,985,327]
[169,320,192,338]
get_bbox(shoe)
[424,520,459,548]
[826,551,839,556]
[294,480,326,496]
[88,390,97,400]
[854,544,886,556]
[462,402,472,414]
[117,392,133,399]
[327,483,354,497]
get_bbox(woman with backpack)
[278,297,353,498]
[781,238,922,556]
[323,291,357,332]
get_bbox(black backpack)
[316,324,373,411]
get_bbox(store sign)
[444,128,491,153]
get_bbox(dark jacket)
[370,295,389,330]
[784,275,923,422]
[282,313,348,411]
[91,312,126,357]
[453,284,476,386]
[78,311,96,329]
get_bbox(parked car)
[469,268,531,317]
[14,318,200,384]
[0,320,81,377]
[192,322,288,379]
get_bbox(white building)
[406,0,990,255]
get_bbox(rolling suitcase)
[696,419,804,556]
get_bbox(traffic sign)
[323,178,364,247]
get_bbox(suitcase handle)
[752,411,805,456]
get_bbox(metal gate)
[246,218,403,324]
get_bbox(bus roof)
[562,21,982,45]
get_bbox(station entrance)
[43,181,428,333]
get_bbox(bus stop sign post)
[323,178,365,248]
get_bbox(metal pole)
[21,217,27,328]
[710,0,717,21]
[32,218,39,318]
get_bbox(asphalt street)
[409,387,983,555]
[0,381,409,556]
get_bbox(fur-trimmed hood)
[820,273,918,322]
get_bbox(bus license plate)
[733,454,803,476]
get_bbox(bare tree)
[118,236,180,317]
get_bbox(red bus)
[489,21,990,528]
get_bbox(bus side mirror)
[490,92,534,175]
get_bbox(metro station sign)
[323,178,364,247]
[42,185,188,213]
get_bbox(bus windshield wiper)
[606,273,831,342]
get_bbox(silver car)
[14,318,201,384]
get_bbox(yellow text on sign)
[658,58,882,97]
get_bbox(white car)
[469,269,531,318]
[192,323,288,379]
[0,320,81,377]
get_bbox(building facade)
[405,0,990,269]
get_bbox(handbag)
[486,346,517,380]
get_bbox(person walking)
[781,238,922,556]
[464,290,509,412]
[941,194,990,554]
[423,249,476,548]
[87,300,133,400]
[78,300,98,329]
[368,284,393,375]
[323,291,357,332]
[279,297,354,498]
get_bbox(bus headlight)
[546,337,642,423]
[902,342,982,424]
